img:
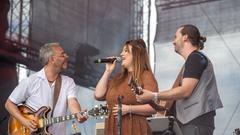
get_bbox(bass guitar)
[8,104,108,135]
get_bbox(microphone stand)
[117,95,123,135]
[162,116,175,135]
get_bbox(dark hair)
[180,24,206,50]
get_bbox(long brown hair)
[109,39,152,90]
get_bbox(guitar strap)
[172,67,184,91]
[164,66,183,115]
[51,75,62,117]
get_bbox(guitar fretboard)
[40,105,107,127]
[43,113,83,127]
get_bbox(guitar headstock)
[88,104,108,118]
[128,78,143,95]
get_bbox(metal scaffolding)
[7,0,31,44]
[130,0,151,49]
[5,0,151,78]
[155,0,219,10]
[5,0,37,76]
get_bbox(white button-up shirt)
[9,68,78,135]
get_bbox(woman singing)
[94,39,158,135]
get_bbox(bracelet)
[152,92,158,102]
[129,104,132,114]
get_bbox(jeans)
[179,111,215,135]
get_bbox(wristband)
[129,105,132,114]
[152,92,158,102]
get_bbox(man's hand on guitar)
[136,89,156,103]
[76,110,88,123]
[21,118,38,132]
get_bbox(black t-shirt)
[183,50,208,80]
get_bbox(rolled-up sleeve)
[9,78,30,104]
[67,78,78,99]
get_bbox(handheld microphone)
[94,57,122,63]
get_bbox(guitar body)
[8,105,51,135]
[159,100,174,116]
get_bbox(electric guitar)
[8,104,108,135]
[128,78,167,112]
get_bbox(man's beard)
[174,47,180,54]
[174,44,183,54]
[62,63,68,70]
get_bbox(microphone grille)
[115,57,122,62]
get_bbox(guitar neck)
[43,112,85,127]
[148,101,166,112]
[41,105,107,127]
